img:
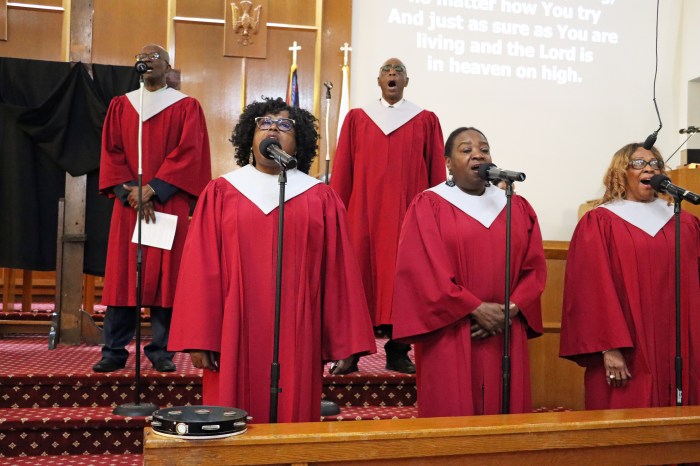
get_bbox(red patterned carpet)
[0,332,417,463]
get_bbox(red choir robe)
[560,201,700,409]
[99,89,211,307]
[331,101,445,326]
[391,185,546,417]
[168,166,376,423]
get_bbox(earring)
[445,170,455,187]
[248,151,254,164]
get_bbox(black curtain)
[0,58,139,276]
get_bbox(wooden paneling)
[267,0,316,25]
[91,0,169,67]
[18,0,62,6]
[320,0,351,175]
[246,28,316,107]
[174,20,243,177]
[529,241,585,410]
[669,166,700,218]
[177,0,224,19]
[0,7,63,59]
[144,406,700,466]
[0,0,7,41]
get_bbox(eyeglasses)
[628,159,664,170]
[135,52,163,61]
[379,64,406,73]
[255,117,295,132]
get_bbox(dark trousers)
[101,306,174,364]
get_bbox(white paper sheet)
[131,211,178,250]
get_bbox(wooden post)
[55,0,98,346]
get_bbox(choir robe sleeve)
[330,110,356,207]
[168,181,224,353]
[423,111,447,187]
[559,210,634,367]
[152,98,212,197]
[320,190,376,361]
[99,98,131,198]
[509,198,546,337]
[391,193,483,341]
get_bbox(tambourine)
[151,405,249,439]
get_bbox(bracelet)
[147,184,156,196]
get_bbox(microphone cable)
[643,0,662,150]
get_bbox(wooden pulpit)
[668,165,700,218]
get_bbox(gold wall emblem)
[231,1,262,46]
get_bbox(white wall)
[350,0,696,240]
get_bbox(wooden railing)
[143,406,700,465]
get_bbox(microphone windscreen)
[643,131,657,150]
[649,174,669,191]
[259,137,281,158]
[134,61,149,75]
[477,163,496,181]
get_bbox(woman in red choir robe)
[560,142,700,409]
[391,127,546,417]
[168,98,376,423]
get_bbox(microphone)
[259,138,298,170]
[649,174,700,205]
[324,81,333,99]
[134,61,150,75]
[477,163,526,183]
[643,130,658,150]
[679,126,699,134]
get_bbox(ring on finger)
[609,373,615,379]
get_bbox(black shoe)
[329,355,360,375]
[384,339,416,374]
[152,358,176,372]
[92,358,126,373]
[385,355,416,374]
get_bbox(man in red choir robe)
[331,57,445,374]
[168,98,375,423]
[93,44,212,373]
[392,127,546,417]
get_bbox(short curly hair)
[230,97,319,174]
[597,142,670,206]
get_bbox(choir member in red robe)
[93,44,211,373]
[330,57,445,374]
[168,97,376,423]
[560,142,700,409]
[391,127,546,417]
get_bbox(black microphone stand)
[673,195,683,406]
[269,167,289,423]
[501,180,514,414]
[114,72,158,417]
[323,82,333,184]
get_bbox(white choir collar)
[380,97,405,108]
[429,183,506,228]
[126,86,188,122]
[599,198,673,237]
[362,98,422,135]
[223,164,321,215]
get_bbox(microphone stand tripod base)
[113,402,159,417]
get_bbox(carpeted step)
[323,371,416,407]
[0,453,143,465]
[0,335,201,409]
[322,405,418,421]
[0,407,148,457]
